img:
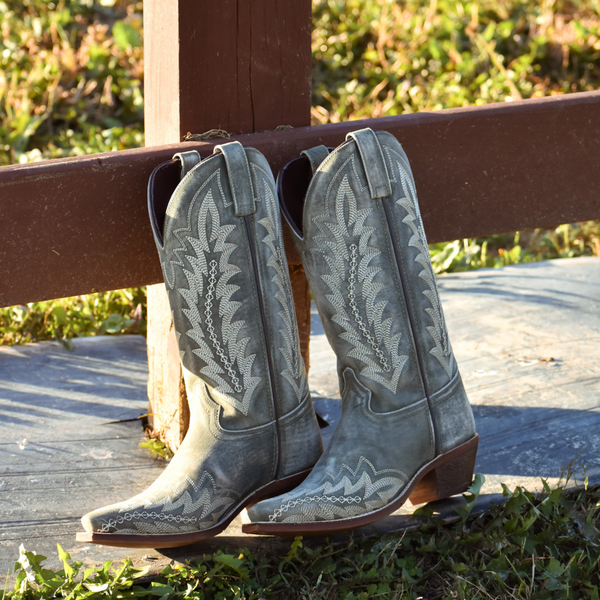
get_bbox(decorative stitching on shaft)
[205,259,243,393]
[347,244,390,372]
[174,180,261,416]
[256,171,308,402]
[390,152,454,379]
[309,161,408,393]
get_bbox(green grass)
[1,0,600,346]
[0,0,146,345]
[1,0,599,346]
[0,0,144,165]
[0,288,146,348]
[5,477,600,599]
[311,0,600,122]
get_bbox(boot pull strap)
[214,141,256,216]
[301,145,330,175]
[173,150,201,180]
[346,128,392,199]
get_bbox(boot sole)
[242,434,479,536]
[75,468,312,548]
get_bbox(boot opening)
[277,155,312,238]
[148,159,181,247]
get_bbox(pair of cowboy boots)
[77,128,477,548]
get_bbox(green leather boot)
[77,142,323,548]
[244,128,478,535]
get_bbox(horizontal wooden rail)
[1,91,599,307]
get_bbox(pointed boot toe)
[77,142,323,549]
[80,512,96,534]
[244,129,478,536]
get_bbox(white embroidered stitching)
[100,512,198,532]
[204,259,243,393]
[174,177,261,415]
[390,152,454,379]
[268,456,407,522]
[163,169,224,288]
[257,174,308,402]
[269,495,362,521]
[98,469,241,534]
[348,244,390,372]
[309,160,408,393]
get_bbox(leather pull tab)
[173,150,201,180]
[301,145,330,174]
[346,128,392,199]
[214,141,256,216]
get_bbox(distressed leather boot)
[244,128,478,535]
[77,142,323,548]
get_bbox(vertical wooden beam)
[176,0,312,135]
[143,0,313,450]
[144,0,187,450]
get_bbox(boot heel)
[409,436,478,506]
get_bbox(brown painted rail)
[1,90,599,307]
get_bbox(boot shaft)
[148,144,309,431]
[279,129,462,413]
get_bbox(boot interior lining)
[277,156,312,238]
[149,159,181,245]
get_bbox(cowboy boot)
[77,142,323,548]
[244,128,478,535]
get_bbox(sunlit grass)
[6,477,600,599]
[1,0,599,345]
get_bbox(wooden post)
[143,0,313,450]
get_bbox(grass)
[0,0,144,165]
[1,0,599,346]
[0,288,146,348]
[311,0,600,122]
[0,0,145,345]
[4,477,600,599]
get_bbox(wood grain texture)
[146,283,190,450]
[0,336,161,573]
[177,0,312,134]
[1,91,599,308]
[142,0,180,146]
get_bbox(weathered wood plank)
[146,283,190,450]
[3,258,599,577]
[0,336,162,573]
[439,256,600,494]
[1,91,599,308]
[142,0,180,146]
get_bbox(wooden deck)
[1,256,599,579]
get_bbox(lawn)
[8,475,600,599]
[1,0,599,346]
